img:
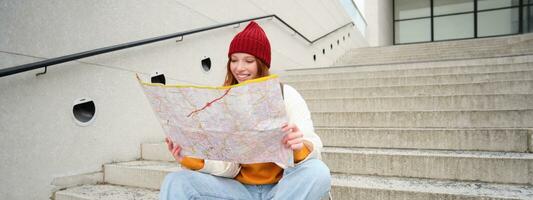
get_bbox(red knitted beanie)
[228,21,271,68]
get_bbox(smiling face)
[229,53,259,83]
[223,52,270,86]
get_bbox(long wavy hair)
[223,57,270,86]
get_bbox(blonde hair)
[223,57,270,86]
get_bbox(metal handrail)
[0,14,353,77]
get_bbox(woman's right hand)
[165,137,183,163]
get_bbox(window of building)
[395,19,431,43]
[478,8,520,37]
[478,0,519,10]
[434,13,474,40]
[394,0,528,44]
[395,0,431,20]
[434,0,473,15]
[394,0,432,43]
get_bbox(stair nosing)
[283,62,533,76]
[322,147,533,159]
[311,109,533,113]
[284,69,533,83]
[314,127,532,131]
[296,79,533,91]
[330,173,533,199]
[304,93,533,100]
[287,53,533,72]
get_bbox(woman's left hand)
[282,123,304,150]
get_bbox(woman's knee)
[300,159,331,184]
[165,169,192,180]
[162,170,197,188]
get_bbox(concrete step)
[344,44,506,56]
[322,147,533,184]
[343,50,516,60]
[380,33,531,47]
[313,109,533,128]
[287,70,533,90]
[342,49,531,62]
[103,161,180,190]
[345,43,505,53]
[141,143,173,162]
[317,128,531,152]
[306,94,533,112]
[342,35,533,55]
[54,174,533,200]
[344,37,518,54]
[337,35,533,66]
[331,173,533,200]
[54,184,158,200]
[346,43,533,55]
[340,51,533,66]
[287,54,533,75]
[298,80,533,98]
[282,62,533,81]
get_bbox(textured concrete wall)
[0,0,367,199]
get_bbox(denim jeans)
[160,159,331,200]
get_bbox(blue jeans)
[160,159,331,200]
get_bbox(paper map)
[137,74,293,167]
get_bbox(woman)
[160,21,331,200]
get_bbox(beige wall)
[365,0,394,46]
[0,0,367,199]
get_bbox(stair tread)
[105,160,179,172]
[332,173,533,199]
[283,61,533,76]
[57,174,533,200]
[305,93,533,100]
[55,184,158,200]
[312,109,533,113]
[315,127,530,131]
[338,53,533,66]
[284,69,533,83]
[286,54,533,73]
[322,147,533,159]
[296,79,533,90]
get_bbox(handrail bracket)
[176,36,183,43]
[36,66,47,76]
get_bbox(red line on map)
[187,88,231,117]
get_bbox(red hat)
[228,21,271,68]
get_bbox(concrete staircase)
[335,33,533,66]
[55,34,533,199]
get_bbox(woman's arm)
[165,137,241,178]
[282,84,323,163]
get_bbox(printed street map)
[138,74,293,168]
